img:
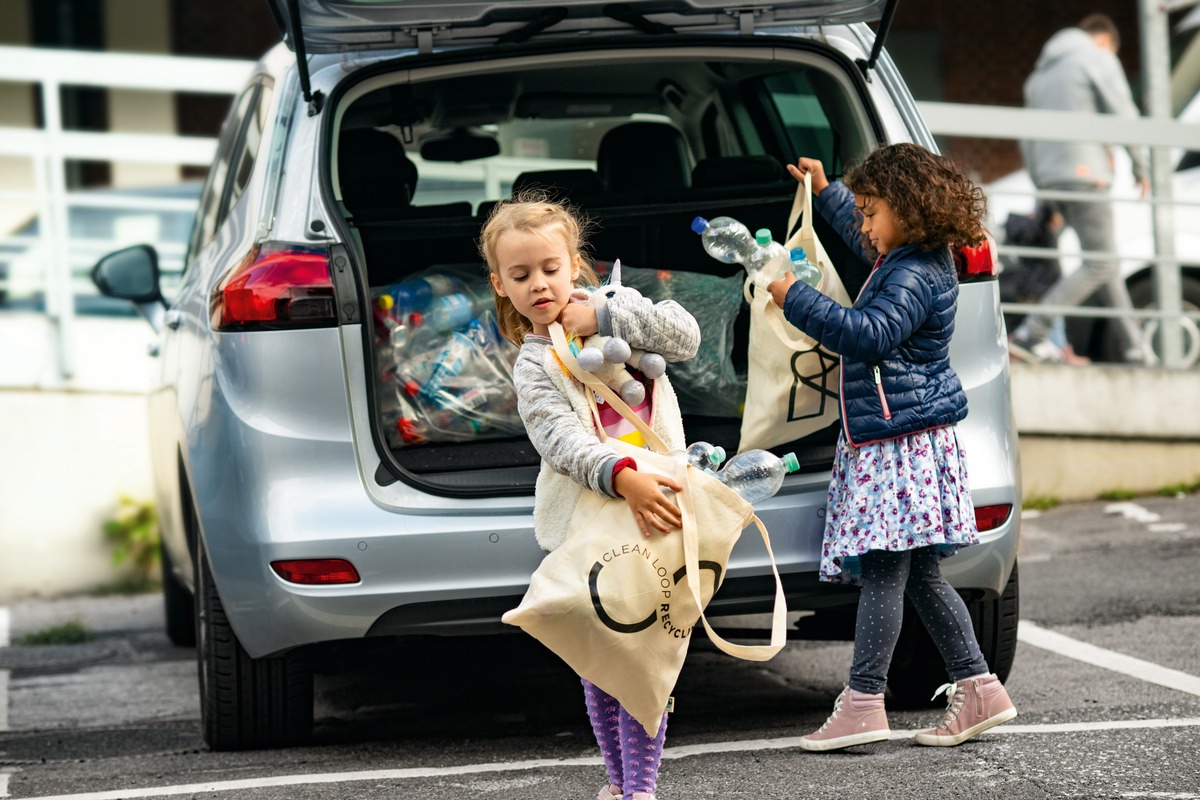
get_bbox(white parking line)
[1,606,10,798]
[1018,620,1200,697]
[12,718,1200,800]
[1,606,10,732]
[1104,502,1162,524]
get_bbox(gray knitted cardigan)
[513,291,701,552]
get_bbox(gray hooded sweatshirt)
[1020,27,1149,189]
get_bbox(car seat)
[596,121,692,202]
[338,128,471,222]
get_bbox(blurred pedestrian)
[1009,13,1152,365]
[1003,205,1090,363]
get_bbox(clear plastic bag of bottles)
[612,261,746,418]
[372,265,523,446]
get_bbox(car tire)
[968,561,1020,685]
[161,541,196,647]
[195,538,313,750]
[886,563,1020,708]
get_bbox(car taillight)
[954,232,998,283]
[270,559,361,585]
[974,504,1011,532]
[210,243,336,331]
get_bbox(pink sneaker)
[596,785,621,800]
[914,673,1017,746]
[798,686,890,751]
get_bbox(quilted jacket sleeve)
[513,344,621,498]
[782,260,935,361]
[814,181,872,264]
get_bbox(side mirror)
[92,244,166,330]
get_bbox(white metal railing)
[0,46,254,381]
[919,100,1200,368]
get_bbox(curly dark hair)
[842,143,988,253]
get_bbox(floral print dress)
[820,424,978,584]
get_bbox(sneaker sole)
[1007,341,1044,364]
[913,707,1018,747]
[798,729,891,752]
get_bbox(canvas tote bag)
[502,322,786,736]
[738,172,853,452]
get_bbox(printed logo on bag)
[588,543,721,639]
[787,346,839,421]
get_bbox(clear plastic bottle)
[385,277,435,317]
[418,331,476,402]
[789,247,822,289]
[717,449,801,503]
[691,215,757,265]
[746,229,793,289]
[673,441,727,472]
[424,292,475,333]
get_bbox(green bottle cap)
[710,445,727,466]
[782,452,800,472]
[755,228,772,245]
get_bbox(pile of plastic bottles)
[675,442,800,504]
[691,215,821,291]
[372,269,524,446]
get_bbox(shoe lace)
[930,681,965,727]
[816,688,848,732]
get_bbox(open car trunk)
[331,41,880,495]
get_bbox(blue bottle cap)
[790,247,807,261]
[690,216,709,234]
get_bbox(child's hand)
[787,157,829,195]
[614,468,683,536]
[768,272,798,307]
[559,301,598,337]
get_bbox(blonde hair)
[478,191,599,344]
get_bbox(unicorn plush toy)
[570,260,667,406]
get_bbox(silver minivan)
[93,0,1021,750]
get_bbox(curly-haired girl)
[768,144,1016,751]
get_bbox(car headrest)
[691,155,786,189]
[338,129,418,211]
[512,169,604,202]
[596,122,691,195]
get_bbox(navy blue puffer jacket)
[781,181,967,446]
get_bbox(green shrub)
[17,619,93,646]
[1098,488,1138,501]
[1023,495,1060,511]
[103,495,160,587]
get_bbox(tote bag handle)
[548,322,671,454]
[549,322,787,660]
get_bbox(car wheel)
[968,562,1020,685]
[161,541,196,647]
[195,537,313,750]
[886,563,1020,708]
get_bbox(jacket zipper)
[839,256,885,449]
[873,365,893,420]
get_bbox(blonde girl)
[480,194,701,800]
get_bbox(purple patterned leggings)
[582,679,667,799]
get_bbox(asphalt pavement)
[1,493,1199,799]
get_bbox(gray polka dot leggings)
[848,546,989,695]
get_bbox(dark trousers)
[848,547,989,695]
